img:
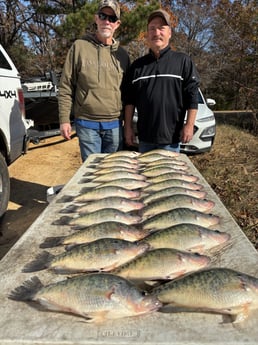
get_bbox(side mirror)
[206,98,216,106]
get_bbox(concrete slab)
[0,153,257,345]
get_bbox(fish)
[143,180,204,193]
[9,273,162,323]
[22,238,150,274]
[142,187,207,204]
[90,166,139,175]
[142,165,189,176]
[141,194,215,218]
[80,171,146,183]
[141,165,191,177]
[143,158,187,167]
[111,248,211,282]
[103,150,140,160]
[58,186,141,203]
[138,149,180,162]
[138,224,230,253]
[60,197,145,214]
[90,159,139,170]
[80,178,150,190]
[151,267,258,323]
[40,222,149,248]
[147,172,199,183]
[52,208,142,229]
[141,208,220,230]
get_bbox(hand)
[181,123,194,143]
[60,123,72,140]
[124,125,135,147]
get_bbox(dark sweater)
[125,46,200,144]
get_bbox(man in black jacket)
[124,9,200,153]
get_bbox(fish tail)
[22,251,54,272]
[59,204,78,214]
[56,195,74,203]
[79,187,92,194]
[8,276,43,301]
[51,216,73,225]
[78,178,93,184]
[39,236,66,248]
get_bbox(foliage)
[0,0,257,114]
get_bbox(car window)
[0,51,12,70]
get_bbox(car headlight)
[200,125,216,140]
[197,115,215,123]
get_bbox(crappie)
[141,166,192,180]
[147,172,198,183]
[60,197,145,214]
[80,178,149,191]
[92,159,139,170]
[91,166,139,175]
[103,150,140,160]
[143,158,187,167]
[112,248,211,281]
[9,273,162,323]
[23,238,150,274]
[138,224,230,253]
[142,187,207,204]
[142,165,189,177]
[81,171,146,184]
[143,180,203,193]
[52,208,142,229]
[152,267,258,323]
[142,194,215,218]
[138,149,180,162]
[61,186,141,203]
[141,208,220,230]
[40,222,149,248]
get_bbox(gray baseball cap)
[98,0,120,19]
[148,9,171,26]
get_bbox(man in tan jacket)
[59,0,130,161]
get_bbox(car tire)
[0,153,10,218]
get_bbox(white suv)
[180,89,216,154]
[132,89,216,154]
[0,45,32,217]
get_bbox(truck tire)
[0,153,10,218]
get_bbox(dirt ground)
[0,125,257,260]
[0,132,81,259]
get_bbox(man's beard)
[98,28,112,39]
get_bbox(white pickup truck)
[0,44,32,217]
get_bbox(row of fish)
[9,149,258,324]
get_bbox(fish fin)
[51,216,73,226]
[82,311,109,323]
[59,204,79,214]
[39,236,66,248]
[8,276,43,301]
[22,251,54,272]
[56,195,74,203]
[231,305,250,323]
[105,286,116,300]
[79,187,92,194]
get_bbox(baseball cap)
[98,0,120,19]
[147,9,171,26]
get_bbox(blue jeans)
[75,123,122,162]
[139,141,181,153]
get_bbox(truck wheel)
[0,153,10,218]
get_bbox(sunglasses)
[98,12,118,23]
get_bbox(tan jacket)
[58,34,130,124]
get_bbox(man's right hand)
[60,123,72,140]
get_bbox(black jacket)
[125,46,200,144]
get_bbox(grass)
[190,123,258,250]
